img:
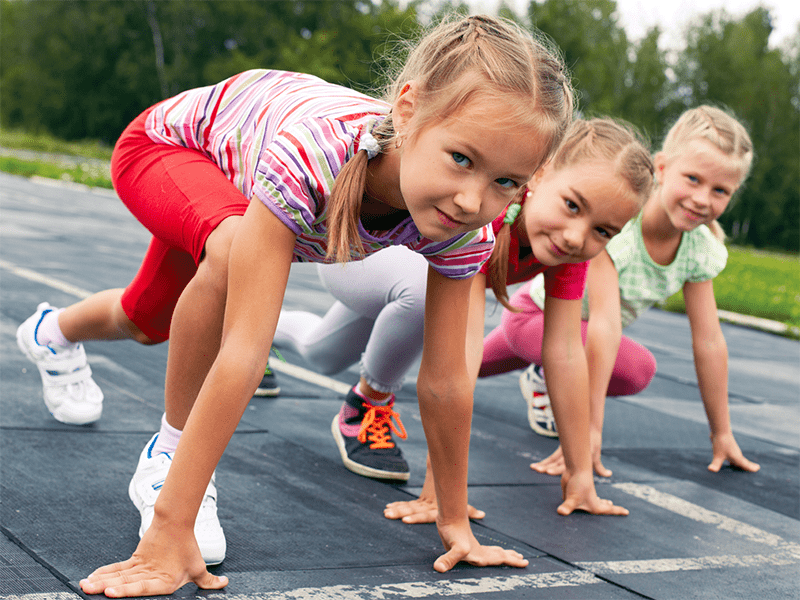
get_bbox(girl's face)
[521,160,641,266]
[387,88,550,242]
[654,138,743,232]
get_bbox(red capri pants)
[111,106,249,342]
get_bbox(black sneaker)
[254,365,280,396]
[331,386,409,481]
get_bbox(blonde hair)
[660,105,753,241]
[489,118,654,310]
[325,14,575,262]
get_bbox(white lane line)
[577,552,798,575]
[612,483,800,553]
[0,259,91,299]
[207,571,601,600]
[2,594,81,600]
[268,357,351,395]
[1,258,351,396]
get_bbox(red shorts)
[112,106,249,342]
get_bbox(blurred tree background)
[1,0,797,251]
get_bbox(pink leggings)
[479,282,656,397]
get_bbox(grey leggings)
[273,246,428,393]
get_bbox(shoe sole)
[16,321,101,426]
[330,415,410,482]
[253,387,280,397]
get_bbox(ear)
[391,80,417,135]
[653,152,668,185]
[525,160,550,192]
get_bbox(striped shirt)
[145,69,494,279]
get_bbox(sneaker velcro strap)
[38,361,94,387]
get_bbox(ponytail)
[708,219,727,243]
[325,149,370,262]
[486,198,523,311]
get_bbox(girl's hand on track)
[433,519,528,573]
[384,496,485,524]
[79,524,227,598]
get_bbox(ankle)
[37,308,78,349]
[356,380,392,405]
[151,413,183,455]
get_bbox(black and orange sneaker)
[331,386,409,481]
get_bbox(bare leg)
[58,288,157,345]
[163,216,241,430]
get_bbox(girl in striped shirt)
[19,14,576,597]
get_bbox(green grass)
[2,128,798,337]
[0,155,113,189]
[0,128,113,161]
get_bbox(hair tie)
[359,131,381,160]
[503,203,521,225]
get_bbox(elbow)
[416,369,471,406]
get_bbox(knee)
[196,216,242,293]
[623,352,657,395]
[113,304,162,346]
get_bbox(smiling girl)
[519,106,760,478]
[272,118,653,520]
[16,14,576,597]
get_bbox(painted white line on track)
[613,483,800,553]
[268,357,352,395]
[577,551,798,574]
[1,257,351,396]
[204,571,601,600]
[2,594,81,600]
[0,259,91,299]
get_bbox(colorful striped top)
[145,69,495,279]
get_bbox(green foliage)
[1,0,797,251]
[0,128,113,160]
[660,246,800,332]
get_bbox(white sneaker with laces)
[16,302,103,425]
[519,364,558,438]
[128,434,227,565]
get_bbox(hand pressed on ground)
[79,524,227,598]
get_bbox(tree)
[674,8,799,250]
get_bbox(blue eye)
[596,227,611,238]
[452,152,470,167]
[565,199,579,213]
[687,174,699,183]
[495,177,518,189]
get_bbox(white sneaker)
[128,434,227,565]
[16,302,103,425]
[519,364,558,438]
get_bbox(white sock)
[37,308,78,350]
[152,413,182,455]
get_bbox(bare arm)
[541,294,628,516]
[532,251,621,478]
[81,200,297,597]
[583,252,622,476]
[418,267,528,571]
[384,274,488,524]
[683,279,759,472]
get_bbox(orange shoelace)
[356,403,408,449]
